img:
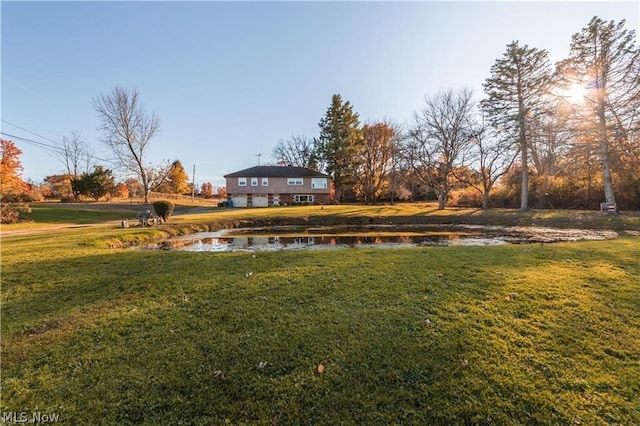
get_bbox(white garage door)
[252,195,268,207]
[231,196,247,207]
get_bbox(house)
[223,165,332,207]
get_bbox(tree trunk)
[597,102,617,207]
[519,110,529,211]
[482,192,489,209]
[437,193,447,210]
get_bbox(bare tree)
[94,86,160,203]
[272,135,318,169]
[54,130,94,200]
[456,115,518,209]
[407,88,475,209]
[56,130,94,177]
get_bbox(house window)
[294,195,314,203]
[311,178,327,189]
[287,177,303,185]
[262,177,269,186]
[251,177,258,186]
[238,177,247,186]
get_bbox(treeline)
[273,17,639,210]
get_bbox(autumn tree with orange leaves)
[1,139,31,223]
[1,139,25,194]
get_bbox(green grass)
[1,206,640,424]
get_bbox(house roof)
[224,166,329,179]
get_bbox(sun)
[565,83,588,105]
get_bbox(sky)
[2,1,638,188]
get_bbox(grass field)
[1,204,639,424]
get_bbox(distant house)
[223,165,332,207]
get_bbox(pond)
[147,225,618,252]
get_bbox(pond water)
[149,225,617,252]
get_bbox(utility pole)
[192,164,196,203]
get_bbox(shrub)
[152,200,175,222]
[0,202,31,224]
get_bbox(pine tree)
[481,41,554,211]
[315,94,363,202]
[562,17,640,209]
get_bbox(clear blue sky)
[2,1,638,188]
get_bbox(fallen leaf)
[461,359,469,367]
[316,364,325,374]
[424,319,432,325]
[436,272,444,278]
[213,370,226,378]
[505,295,511,302]
[256,361,268,370]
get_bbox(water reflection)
[150,225,617,252]
[167,230,507,252]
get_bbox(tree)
[1,139,25,194]
[71,166,116,201]
[94,86,161,203]
[44,174,74,200]
[55,130,94,190]
[0,139,30,223]
[356,122,397,204]
[315,94,364,202]
[57,130,94,201]
[200,182,213,198]
[124,177,142,199]
[273,135,319,170]
[407,89,475,209]
[147,159,173,194]
[168,160,190,194]
[457,115,518,209]
[156,160,190,194]
[216,186,227,199]
[560,17,640,209]
[482,41,555,211]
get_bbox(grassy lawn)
[1,205,639,424]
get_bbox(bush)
[152,200,175,222]
[0,202,31,224]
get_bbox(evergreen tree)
[315,94,363,202]
[71,166,116,201]
[561,17,640,209]
[481,41,555,211]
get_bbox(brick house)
[223,165,333,207]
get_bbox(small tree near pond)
[152,200,175,222]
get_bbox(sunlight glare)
[566,83,587,105]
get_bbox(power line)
[1,119,64,147]
[0,131,63,154]
[0,131,114,163]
